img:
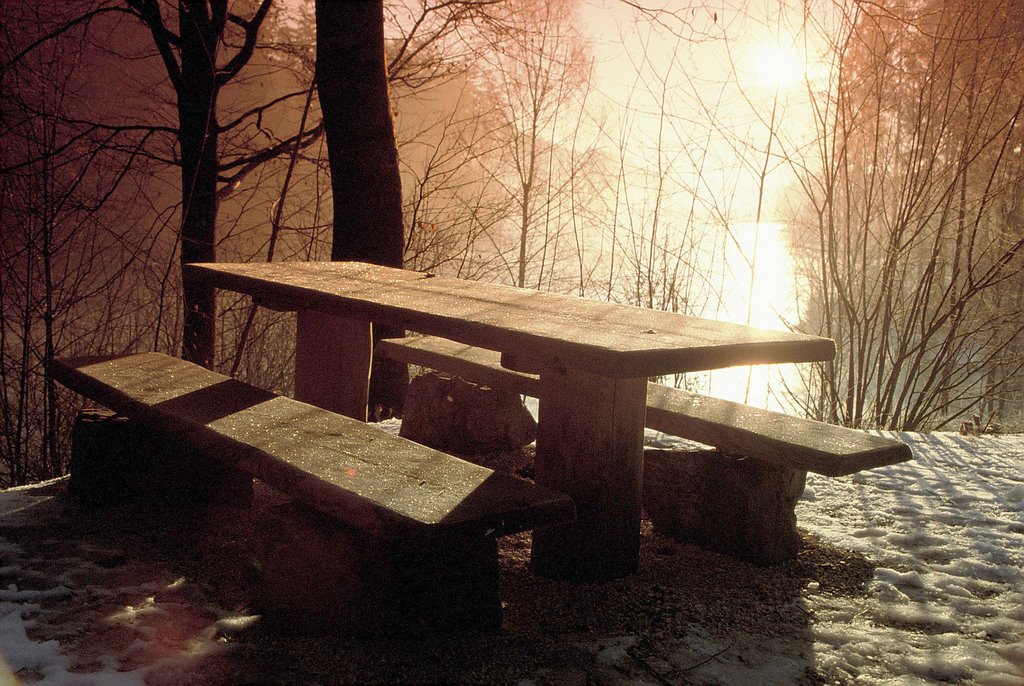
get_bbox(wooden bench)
[376,335,913,563]
[50,352,574,635]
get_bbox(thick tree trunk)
[316,1,408,418]
[316,2,404,265]
[178,1,219,368]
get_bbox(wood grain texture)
[644,449,806,563]
[377,337,542,396]
[296,310,371,420]
[50,353,574,540]
[185,261,835,378]
[643,384,912,477]
[530,368,648,580]
[377,336,912,477]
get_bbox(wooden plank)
[185,261,835,379]
[530,367,647,580]
[50,353,574,540]
[295,310,371,420]
[643,384,912,477]
[377,335,912,477]
[376,337,541,396]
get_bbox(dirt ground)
[1,455,879,685]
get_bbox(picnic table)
[184,261,835,580]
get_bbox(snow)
[1,430,1023,684]
[783,431,1024,685]
[0,483,235,685]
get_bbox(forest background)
[2,0,1023,487]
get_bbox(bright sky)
[574,0,830,221]
[569,0,836,405]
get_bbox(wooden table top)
[186,261,835,378]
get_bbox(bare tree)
[479,0,594,289]
[0,0,326,482]
[0,4,157,484]
[126,0,325,368]
[396,75,514,280]
[790,0,1024,430]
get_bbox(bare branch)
[126,0,183,90]
[216,0,272,86]
[216,121,325,199]
[218,88,312,133]
[0,5,134,74]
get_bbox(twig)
[674,643,732,674]
[626,646,675,686]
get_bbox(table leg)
[295,310,372,421]
[530,367,647,580]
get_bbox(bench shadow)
[151,379,276,426]
[8,477,880,684]
[220,511,873,685]
[12,414,892,686]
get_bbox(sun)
[750,41,804,90]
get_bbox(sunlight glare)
[751,41,804,90]
[721,222,796,330]
[708,222,802,411]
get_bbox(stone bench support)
[643,449,806,564]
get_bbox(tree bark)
[316,2,404,265]
[178,0,221,368]
[316,1,408,418]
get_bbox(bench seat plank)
[376,336,911,477]
[643,384,910,477]
[51,353,574,540]
[378,337,542,397]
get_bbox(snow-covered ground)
[1,429,1022,685]
[634,428,1024,686]
[798,432,1024,685]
